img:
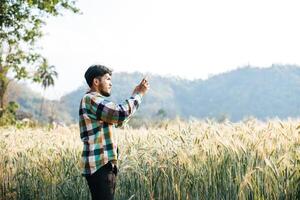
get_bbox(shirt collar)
[86,90,104,97]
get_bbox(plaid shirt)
[79,91,142,176]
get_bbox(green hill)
[8,64,300,123]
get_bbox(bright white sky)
[28,0,300,100]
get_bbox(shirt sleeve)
[91,93,142,124]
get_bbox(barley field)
[0,119,300,200]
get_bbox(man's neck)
[88,89,106,97]
[89,87,99,93]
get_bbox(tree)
[0,101,19,125]
[0,0,79,117]
[33,58,58,118]
[156,108,167,119]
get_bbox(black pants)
[85,162,118,200]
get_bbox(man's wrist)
[133,91,144,97]
[133,92,143,103]
[137,92,144,97]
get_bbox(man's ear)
[93,78,99,86]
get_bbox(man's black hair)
[84,65,112,88]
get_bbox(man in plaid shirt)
[79,65,149,200]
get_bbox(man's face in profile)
[97,73,112,97]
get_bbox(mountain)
[8,64,300,123]
[7,82,73,123]
[190,65,300,120]
[59,64,300,122]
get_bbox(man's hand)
[132,77,150,96]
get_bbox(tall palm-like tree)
[34,59,58,119]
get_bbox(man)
[79,65,149,200]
